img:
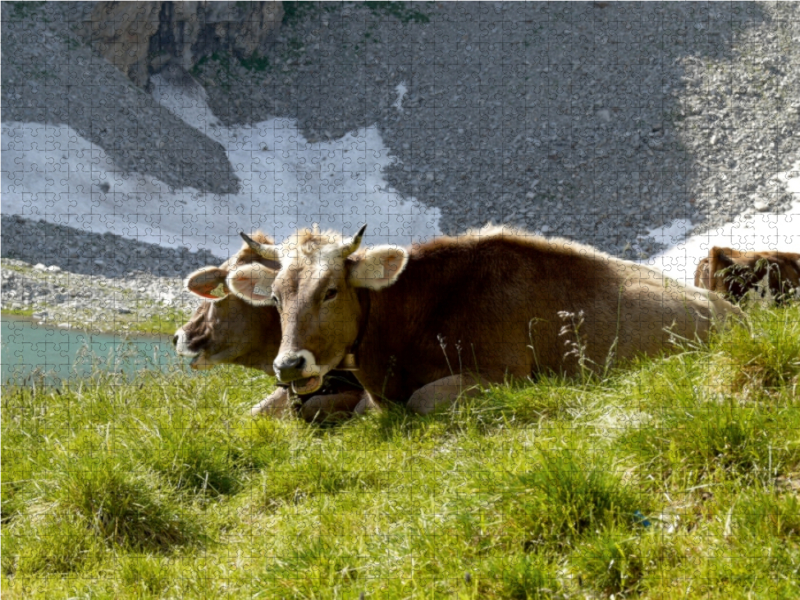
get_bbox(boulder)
[81,1,283,87]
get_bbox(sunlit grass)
[2,302,799,598]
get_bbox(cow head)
[174,233,282,373]
[227,225,408,394]
[704,246,800,301]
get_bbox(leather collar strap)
[339,288,371,371]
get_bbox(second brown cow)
[694,246,800,302]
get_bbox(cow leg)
[250,386,293,418]
[300,390,366,422]
[406,374,489,415]
[354,392,382,415]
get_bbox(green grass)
[364,1,431,24]
[10,1,45,20]
[3,306,191,335]
[2,302,799,598]
[281,1,431,26]
[190,51,234,91]
[1,308,35,318]
[124,306,192,335]
[281,1,325,25]
[238,52,270,72]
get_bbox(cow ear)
[348,245,409,290]
[184,267,229,301]
[694,257,711,289]
[225,263,277,306]
[711,247,734,267]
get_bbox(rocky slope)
[3,2,800,333]
[1,257,198,334]
[195,1,800,253]
[1,216,209,333]
[1,1,238,195]
[80,2,283,88]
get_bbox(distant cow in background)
[694,246,800,302]
[174,232,367,421]
[229,224,743,415]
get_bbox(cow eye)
[324,288,338,301]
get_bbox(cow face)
[227,226,408,394]
[695,247,800,302]
[174,234,282,372]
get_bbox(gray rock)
[2,215,222,279]
[2,2,239,195]
[3,0,800,280]
[78,1,284,88]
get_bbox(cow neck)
[339,288,371,371]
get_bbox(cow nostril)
[285,355,305,371]
[172,335,178,347]
[274,354,310,382]
[277,355,306,373]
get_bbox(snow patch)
[639,165,800,286]
[2,77,441,261]
[393,82,408,113]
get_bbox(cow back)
[353,229,740,403]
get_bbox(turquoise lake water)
[1,315,185,385]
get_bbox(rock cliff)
[81,1,283,87]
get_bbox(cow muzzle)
[173,328,198,358]
[174,327,216,370]
[273,350,324,394]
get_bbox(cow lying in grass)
[694,246,800,303]
[175,233,465,420]
[174,233,367,421]
[228,225,742,414]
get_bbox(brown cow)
[694,246,800,302]
[228,225,742,414]
[174,232,367,421]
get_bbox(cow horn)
[240,232,280,260]
[340,224,367,257]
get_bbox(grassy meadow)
[2,299,799,599]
